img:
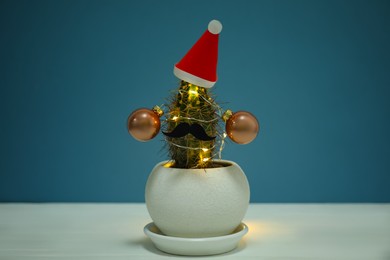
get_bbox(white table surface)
[0,203,389,260]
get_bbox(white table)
[0,203,389,259]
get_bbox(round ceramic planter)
[145,160,250,238]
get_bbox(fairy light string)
[161,81,229,168]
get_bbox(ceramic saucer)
[144,222,248,256]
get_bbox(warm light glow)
[188,85,199,100]
[202,157,210,162]
[245,221,263,237]
[223,133,227,138]
[202,148,209,152]
[245,220,289,240]
[172,116,179,121]
[189,90,198,96]
[163,161,175,168]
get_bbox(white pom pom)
[208,20,222,34]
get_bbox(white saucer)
[144,222,248,256]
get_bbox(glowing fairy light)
[163,161,175,168]
[188,85,199,99]
[189,90,198,95]
[202,148,209,152]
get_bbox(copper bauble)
[226,111,259,144]
[127,108,160,142]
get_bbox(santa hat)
[174,20,222,88]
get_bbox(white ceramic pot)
[145,160,250,238]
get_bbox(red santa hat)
[174,20,222,88]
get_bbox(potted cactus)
[127,20,259,255]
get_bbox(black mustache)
[163,122,216,141]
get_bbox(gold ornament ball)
[226,111,259,144]
[127,108,160,142]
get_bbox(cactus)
[164,80,220,168]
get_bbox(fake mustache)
[163,122,216,141]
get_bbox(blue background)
[1,0,389,202]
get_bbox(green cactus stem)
[165,80,219,168]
